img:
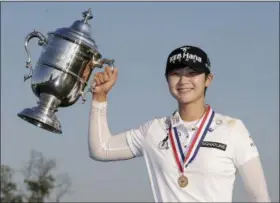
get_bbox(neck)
[178,98,207,122]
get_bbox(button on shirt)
[176,121,197,154]
[125,111,259,202]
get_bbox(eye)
[168,72,180,76]
[185,71,200,77]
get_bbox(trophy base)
[18,94,62,134]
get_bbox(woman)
[88,45,270,202]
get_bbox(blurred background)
[1,1,279,202]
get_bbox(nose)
[178,75,190,84]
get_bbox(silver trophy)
[18,8,114,134]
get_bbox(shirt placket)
[178,126,195,155]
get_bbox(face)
[167,68,213,104]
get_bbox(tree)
[1,150,72,203]
[1,165,23,202]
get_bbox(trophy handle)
[24,29,47,81]
[80,58,115,103]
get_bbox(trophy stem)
[17,93,62,134]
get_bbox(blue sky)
[1,2,279,202]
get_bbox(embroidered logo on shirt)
[158,135,169,150]
[200,141,227,151]
[171,114,180,126]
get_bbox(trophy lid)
[50,8,97,50]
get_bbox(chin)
[175,92,203,105]
[170,91,202,104]
[173,94,195,104]
[177,98,196,104]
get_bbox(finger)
[97,73,105,84]
[91,83,101,92]
[105,66,113,78]
[112,67,118,79]
[93,76,100,86]
[103,71,109,82]
[92,73,99,84]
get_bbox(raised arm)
[88,66,150,161]
[88,99,140,161]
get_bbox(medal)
[178,175,188,188]
[168,105,215,188]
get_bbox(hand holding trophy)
[17,8,114,134]
[91,65,118,102]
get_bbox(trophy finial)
[82,8,93,24]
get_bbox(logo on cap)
[180,46,191,52]
[169,52,202,64]
[169,46,202,64]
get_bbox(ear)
[205,73,214,88]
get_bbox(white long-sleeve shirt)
[88,100,271,202]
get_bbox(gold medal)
[178,175,188,188]
[168,106,214,190]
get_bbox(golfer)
[88,45,270,202]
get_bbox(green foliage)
[1,165,23,202]
[1,150,71,203]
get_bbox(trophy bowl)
[18,9,114,134]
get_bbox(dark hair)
[204,69,211,96]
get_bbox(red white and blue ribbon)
[168,105,215,174]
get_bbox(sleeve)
[238,156,271,202]
[88,100,152,162]
[231,119,260,168]
[125,120,152,157]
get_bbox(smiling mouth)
[177,88,194,92]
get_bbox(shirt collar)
[166,108,224,132]
[170,111,184,128]
[169,110,204,128]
